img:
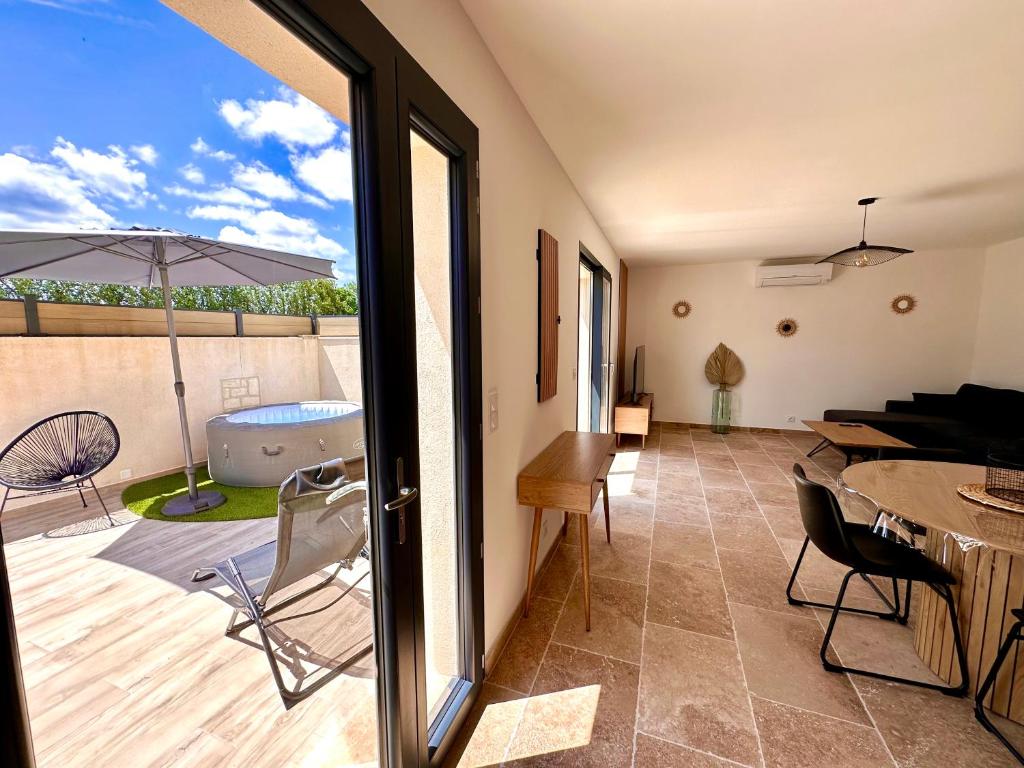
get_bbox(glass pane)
[577,263,594,431]
[600,275,612,431]
[1,3,378,765]
[409,128,461,718]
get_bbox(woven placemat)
[958,483,1024,514]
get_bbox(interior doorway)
[576,244,612,433]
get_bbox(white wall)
[361,0,619,654]
[625,249,986,430]
[0,336,322,487]
[972,236,1024,388]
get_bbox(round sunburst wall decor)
[776,318,798,337]
[891,294,917,315]
[672,300,692,318]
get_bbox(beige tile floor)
[448,422,1024,768]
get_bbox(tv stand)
[614,393,653,447]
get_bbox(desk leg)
[580,513,592,632]
[602,480,611,544]
[562,510,569,538]
[524,507,543,618]
[641,434,646,449]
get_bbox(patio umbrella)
[0,228,336,516]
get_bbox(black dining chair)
[790,463,968,695]
[975,608,1024,764]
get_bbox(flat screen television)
[632,345,646,403]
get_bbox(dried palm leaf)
[704,343,744,388]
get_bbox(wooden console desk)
[614,393,653,447]
[517,431,616,631]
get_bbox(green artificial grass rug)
[122,467,277,522]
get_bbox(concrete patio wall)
[0,335,362,489]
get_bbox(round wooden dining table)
[840,460,1024,725]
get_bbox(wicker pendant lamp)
[819,197,912,267]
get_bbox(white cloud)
[219,87,338,149]
[190,137,234,162]
[291,141,352,202]
[50,137,149,203]
[0,152,115,230]
[186,203,347,262]
[179,163,205,185]
[163,183,270,209]
[130,144,158,166]
[231,160,328,208]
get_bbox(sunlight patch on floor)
[457,685,601,766]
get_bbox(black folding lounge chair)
[0,411,119,524]
[191,458,371,706]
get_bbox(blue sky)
[0,0,356,281]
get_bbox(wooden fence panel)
[241,312,313,337]
[35,303,236,336]
[317,316,359,337]
[0,300,27,335]
[0,299,359,338]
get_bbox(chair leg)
[975,619,1024,764]
[0,486,8,520]
[77,483,88,508]
[820,573,967,697]
[88,477,114,526]
[900,579,913,626]
[787,536,902,620]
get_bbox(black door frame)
[395,51,483,765]
[0,2,484,767]
[576,243,612,433]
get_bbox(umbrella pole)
[156,248,225,516]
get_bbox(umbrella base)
[163,490,227,517]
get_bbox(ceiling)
[459,0,1024,264]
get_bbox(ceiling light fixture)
[819,197,912,267]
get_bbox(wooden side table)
[517,431,616,631]
[614,393,653,447]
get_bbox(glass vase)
[711,387,731,434]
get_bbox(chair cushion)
[845,524,955,585]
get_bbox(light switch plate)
[488,388,499,432]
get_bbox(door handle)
[384,486,418,511]
[384,457,418,544]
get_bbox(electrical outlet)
[488,388,499,432]
[119,468,133,480]
[785,415,796,424]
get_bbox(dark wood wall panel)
[537,229,559,402]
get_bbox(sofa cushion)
[911,392,961,417]
[956,384,1024,430]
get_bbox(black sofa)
[824,383,1024,463]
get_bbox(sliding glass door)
[576,247,613,433]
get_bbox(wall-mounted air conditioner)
[754,263,833,288]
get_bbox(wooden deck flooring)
[1,482,378,768]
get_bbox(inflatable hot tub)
[206,401,364,487]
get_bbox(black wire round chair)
[0,411,120,525]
